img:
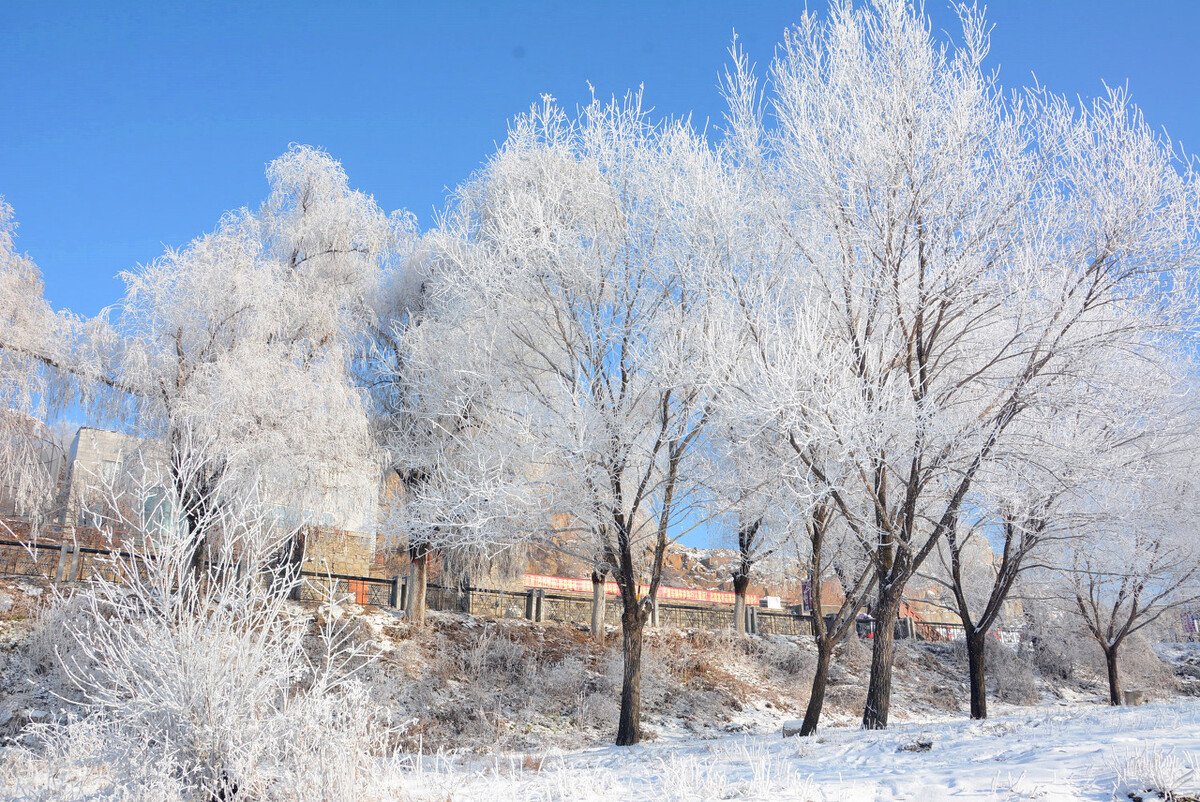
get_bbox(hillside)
[0,576,1189,755]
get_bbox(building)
[6,425,378,576]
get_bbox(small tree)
[927,365,1188,719]
[1053,444,1200,705]
[698,422,781,636]
[795,498,877,735]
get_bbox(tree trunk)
[966,629,988,720]
[616,607,646,746]
[800,639,833,736]
[1105,644,1122,706]
[862,590,902,730]
[591,570,606,645]
[733,573,750,636]
[406,552,427,626]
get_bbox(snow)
[388,700,1200,801]
[3,579,1199,799]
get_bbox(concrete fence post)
[54,543,72,583]
[525,589,537,621]
[68,546,82,583]
[534,589,546,622]
[745,606,759,635]
[389,575,401,609]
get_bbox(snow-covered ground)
[5,698,1197,800]
[4,577,1198,801]
[391,700,1200,801]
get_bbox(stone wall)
[301,527,375,577]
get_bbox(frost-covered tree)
[0,198,115,522]
[721,0,1200,729]
[1042,438,1200,706]
[362,232,540,625]
[110,145,404,572]
[926,350,1194,719]
[697,421,782,636]
[357,235,440,622]
[429,93,724,745]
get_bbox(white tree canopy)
[0,198,112,519]
[112,145,409,530]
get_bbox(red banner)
[523,574,759,607]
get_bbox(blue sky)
[3,2,1200,318]
[5,1,1199,551]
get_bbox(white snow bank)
[389,699,1200,801]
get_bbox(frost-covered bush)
[1021,604,1093,682]
[1024,632,1076,682]
[834,633,872,675]
[745,634,816,680]
[462,624,529,683]
[7,445,397,801]
[1112,746,1199,802]
[1113,634,1179,699]
[11,590,96,703]
[987,640,1038,705]
[362,618,624,753]
[939,638,1036,705]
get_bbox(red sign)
[523,574,759,607]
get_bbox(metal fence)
[1,538,1012,644]
[0,540,60,578]
[295,572,395,607]
[423,581,819,635]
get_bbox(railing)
[0,540,60,578]
[1,538,1025,645]
[0,538,400,606]
[423,581,817,635]
[295,571,395,607]
[915,620,968,642]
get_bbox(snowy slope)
[392,700,1200,801]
